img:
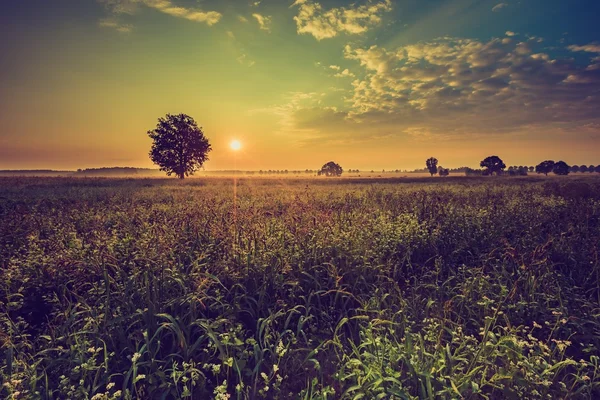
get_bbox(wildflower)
[131,352,141,363]
[134,374,146,383]
[533,321,542,329]
[273,364,279,373]
[106,382,115,390]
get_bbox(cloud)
[505,31,516,37]
[291,0,392,40]
[334,69,355,78]
[98,0,222,26]
[568,43,600,53]
[252,13,272,32]
[238,15,249,23]
[271,36,600,145]
[492,3,508,12]
[98,18,133,33]
[237,54,256,67]
[340,37,600,136]
[329,65,341,70]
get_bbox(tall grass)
[1,176,599,399]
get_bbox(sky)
[1,0,599,171]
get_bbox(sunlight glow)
[230,140,242,151]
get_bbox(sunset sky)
[1,0,599,171]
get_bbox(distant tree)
[528,166,534,172]
[426,157,439,176]
[480,156,506,176]
[147,113,212,179]
[552,161,570,175]
[570,165,580,173]
[438,167,449,177]
[589,165,595,173]
[535,160,555,176]
[465,167,482,176]
[318,161,343,177]
[580,165,589,173]
[517,167,528,176]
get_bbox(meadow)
[1,175,600,399]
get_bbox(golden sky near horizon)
[1,0,599,171]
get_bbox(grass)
[1,175,600,399]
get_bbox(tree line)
[146,114,599,179]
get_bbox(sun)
[230,139,242,151]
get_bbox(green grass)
[1,176,600,399]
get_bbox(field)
[1,176,600,399]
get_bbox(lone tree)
[426,157,438,176]
[318,161,343,177]
[480,156,506,176]
[535,160,555,176]
[553,161,570,175]
[438,167,449,177]
[147,113,212,179]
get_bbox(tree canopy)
[535,160,555,176]
[318,161,343,177]
[426,157,438,176]
[480,156,506,175]
[147,114,212,179]
[553,161,570,176]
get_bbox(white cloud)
[505,31,516,37]
[334,69,355,78]
[292,0,392,40]
[492,3,508,12]
[568,43,600,53]
[98,18,133,33]
[329,37,600,138]
[252,13,272,32]
[329,65,341,71]
[237,54,256,67]
[98,0,222,26]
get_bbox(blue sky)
[1,0,599,170]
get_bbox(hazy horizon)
[1,0,599,171]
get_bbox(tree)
[580,165,589,173]
[426,157,439,176]
[552,161,570,175]
[589,165,595,173]
[318,161,343,177]
[571,165,580,173]
[438,167,449,177]
[535,160,555,176]
[595,165,600,173]
[528,166,534,172]
[147,114,212,179]
[480,156,506,175]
